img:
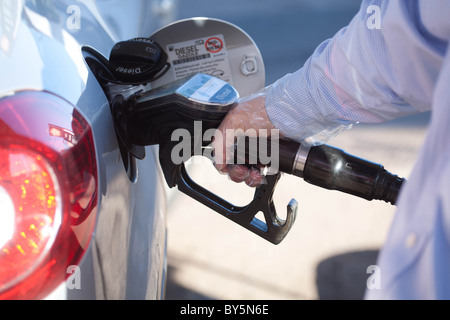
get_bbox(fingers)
[245,167,266,187]
[227,165,266,187]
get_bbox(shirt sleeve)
[265,0,447,144]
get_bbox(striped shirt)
[266,0,450,299]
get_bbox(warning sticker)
[166,34,233,85]
[205,37,223,53]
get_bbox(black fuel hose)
[236,137,404,205]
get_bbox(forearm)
[265,0,442,144]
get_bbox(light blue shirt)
[266,0,450,299]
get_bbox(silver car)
[0,0,176,300]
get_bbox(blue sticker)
[176,73,238,105]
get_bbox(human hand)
[212,91,279,187]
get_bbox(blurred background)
[163,0,430,299]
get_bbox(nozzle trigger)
[177,164,297,244]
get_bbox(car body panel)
[0,0,175,299]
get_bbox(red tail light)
[0,91,98,299]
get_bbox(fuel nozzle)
[108,70,406,244]
[107,73,299,244]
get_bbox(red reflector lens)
[0,91,98,299]
[0,148,60,290]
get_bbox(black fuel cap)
[109,38,169,83]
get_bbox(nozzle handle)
[176,163,297,245]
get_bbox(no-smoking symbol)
[205,37,223,53]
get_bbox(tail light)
[0,91,98,299]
